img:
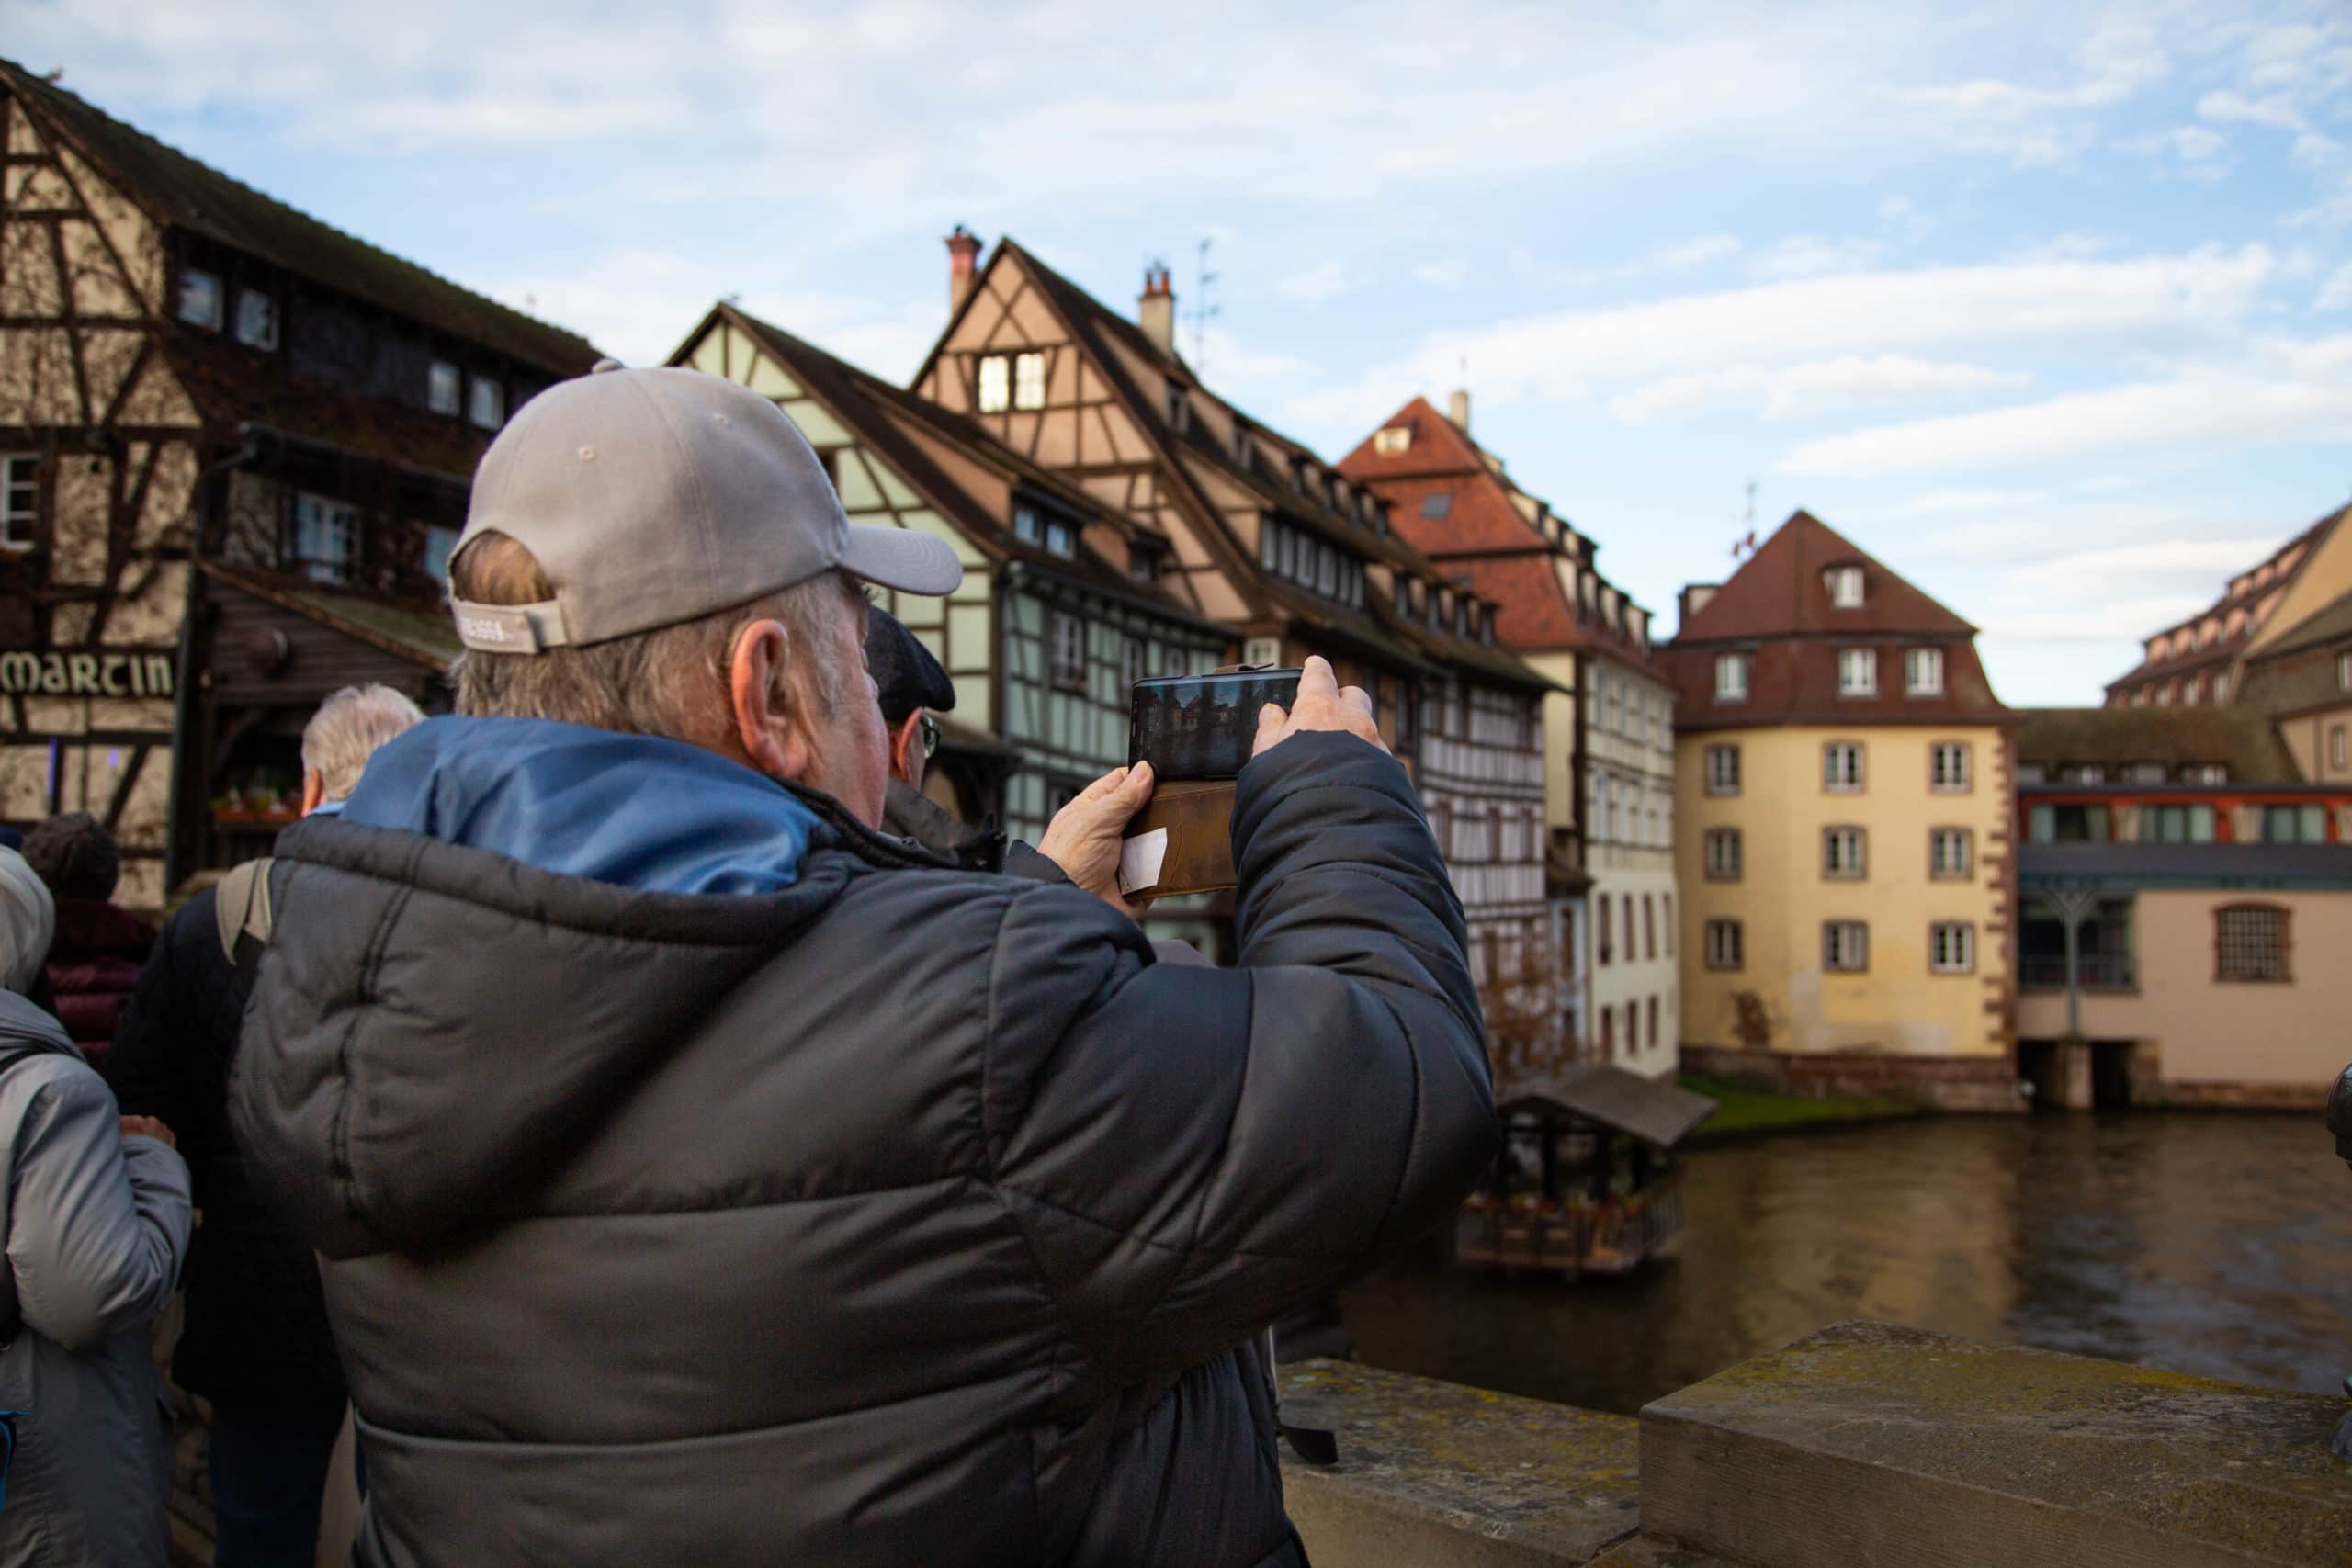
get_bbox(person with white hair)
[107,682,423,1567]
[0,846,190,1567]
[300,684,427,815]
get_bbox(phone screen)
[1129,670,1304,780]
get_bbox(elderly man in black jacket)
[230,363,1496,1567]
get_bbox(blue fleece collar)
[337,716,825,896]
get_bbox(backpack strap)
[214,858,277,986]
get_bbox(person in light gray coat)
[0,847,191,1568]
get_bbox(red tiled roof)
[2101,505,2345,700]
[1676,510,1976,641]
[1336,395,1488,482]
[1665,510,2003,727]
[1368,473,1540,558]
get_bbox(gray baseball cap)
[449,360,962,654]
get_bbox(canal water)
[1338,1111,2352,1416]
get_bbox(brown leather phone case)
[1121,778,1237,897]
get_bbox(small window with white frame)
[292,491,360,584]
[1826,565,1865,607]
[1823,825,1867,879]
[2338,650,2352,693]
[427,360,461,415]
[1823,920,1869,973]
[1929,921,1974,975]
[1705,743,1741,795]
[1012,351,1046,411]
[1930,741,1971,792]
[178,267,223,329]
[1929,827,1973,880]
[977,355,1012,413]
[1704,919,1743,972]
[1905,647,1944,696]
[1714,652,1750,702]
[235,288,279,350]
[1373,426,1411,456]
[1703,828,1741,881]
[1838,648,1877,696]
[1823,740,1864,792]
[1,455,39,551]
[469,376,505,431]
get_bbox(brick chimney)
[1138,261,1176,357]
[1448,388,1471,431]
[945,225,982,315]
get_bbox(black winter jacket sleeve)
[983,730,1495,1383]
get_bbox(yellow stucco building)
[1664,513,2018,1110]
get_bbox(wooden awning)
[1500,1065,1717,1148]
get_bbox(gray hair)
[0,847,55,996]
[302,684,428,803]
[448,531,863,743]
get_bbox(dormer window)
[1164,380,1188,431]
[1012,351,1046,410]
[1326,475,1346,513]
[1231,422,1252,466]
[234,288,278,350]
[1904,648,1944,696]
[1128,543,1158,583]
[1289,457,1308,494]
[1374,426,1411,457]
[178,267,223,330]
[1420,491,1453,520]
[1714,653,1750,702]
[1370,500,1390,536]
[1838,648,1878,696]
[1826,566,1865,607]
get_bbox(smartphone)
[1129,669,1304,780]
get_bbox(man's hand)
[119,1115,175,1150]
[1253,655,1389,758]
[1037,761,1157,916]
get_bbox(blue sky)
[17,1,2351,705]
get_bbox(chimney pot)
[1447,388,1471,431]
[945,225,983,315]
[1138,260,1177,357]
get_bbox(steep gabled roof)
[691,305,1216,630]
[1676,510,1976,643]
[1340,396,1663,675]
[1,60,599,376]
[933,240,1551,689]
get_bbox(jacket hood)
[242,719,957,1255]
[339,716,826,894]
[0,989,77,1058]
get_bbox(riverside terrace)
[1272,1321,2347,1566]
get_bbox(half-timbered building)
[1340,394,1679,1077]
[909,235,1557,1044]
[667,303,1228,851]
[0,62,599,906]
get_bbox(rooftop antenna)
[1187,235,1221,372]
[1732,479,1758,559]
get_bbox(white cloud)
[1275,261,1356,307]
[2196,89,2307,132]
[1609,355,2024,424]
[2317,263,2352,312]
[1747,234,1887,280]
[1411,257,1470,291]
[1781,367,2352,478]
[2004,537,2285,595]
[1285,244,2278,431]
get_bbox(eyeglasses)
[919,714,941,760]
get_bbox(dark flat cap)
[865,608,956,724]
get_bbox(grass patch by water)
[1679,1072,1920,1145]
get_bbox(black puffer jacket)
[231,730,1495,1566]
[105,887,346,1412]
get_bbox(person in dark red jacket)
[20,813,152,1067]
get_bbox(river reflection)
[1338,1111,2352,1416]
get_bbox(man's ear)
[730,619,815,784]
[888,710,923,786]
[300,769,326,817]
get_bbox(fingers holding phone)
[1253,657,1387,759]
